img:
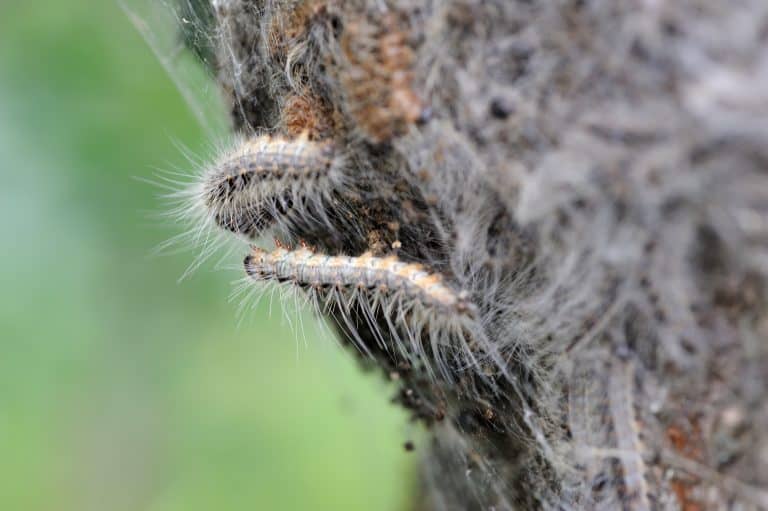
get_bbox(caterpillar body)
[200,133,344,239]
[244,245,486,380]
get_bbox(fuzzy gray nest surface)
[169,0,768,509]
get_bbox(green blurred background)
[0,2,415,510]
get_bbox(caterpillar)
[159,132,348,278]
[243,244,486,380]
[198,133,345,239]
[607,360,651,511]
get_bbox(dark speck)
[490,98,513,119]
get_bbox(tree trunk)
[176,0,768,508]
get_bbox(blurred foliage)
[0,2,414,510]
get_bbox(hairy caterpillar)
[243,245,486,380]
[158,131,349,277]
[197,133,345,239]
[607,361,651,511]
